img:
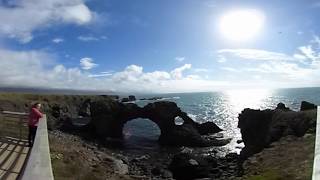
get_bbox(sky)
[0,0,320,93]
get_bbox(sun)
[219,9,265,42]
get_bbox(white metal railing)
[21,114,54,180]
[313,106,320,180]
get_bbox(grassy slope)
[49,131,141,180]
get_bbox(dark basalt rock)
[88,100,223,147]
[169,153,210,180]
[238,108,273,160]
[300,101,317,111]
[78,99,91,117]
[195,122,223,135]
[128,95,136,101]
[121,95,136,103]
[238,102,314,160]
[140,97,164,101]
[275,102,290,111]
[121,97,130,103]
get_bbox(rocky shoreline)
[0,93,317,179]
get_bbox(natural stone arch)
[88,100,224,147]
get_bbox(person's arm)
[32,108,43,118]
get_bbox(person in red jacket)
[28,102,43,147]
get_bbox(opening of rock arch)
[123,118,161,149]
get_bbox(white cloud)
[52,38,64,43]
[0,48,97,89]
[293,53,307,60]
[312,35,320,46]
[217,55,227,63]
[0,47,233,93]
[244,62,312,79]
[175,56,185,62]
[216,36,320,87]
[1,35,320,93]
[141,71,171,83]
[297,31,304,35]
[100,36,108,40]
[77,35,108,42]
[218,49,295,61]
[221,67,239,72]
[194,68,209,73]
[0,0,95,43]
[185,75,201,80]
[88,73,112,78]
[78,35,98,41]
[112,65,143,82]
[170,64,192,79]
[80,57,98,70]
[298,45,317,61]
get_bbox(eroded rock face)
[89,100,141,138]
[238,102,314,160]
[275,102,290,111]
[121,95,136,103]
[238,108,273,159]
[128,95,136,101]
[88,100,223,147]
[300,101,317,111]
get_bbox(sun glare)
[219,9,265,42]
[225,89,270,113]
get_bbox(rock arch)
[88,100,224,147]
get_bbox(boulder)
[300,101,317,111]
[178,112,222,135]
[275,103,290,111]
[151,167,173,178]
[169,153,210,180]
[195,122,223,135]
[121,98,130,103]
[121,95,136,102]
[128,95,136,101]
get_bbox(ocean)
[122,87,320,155]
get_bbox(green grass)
[246,170,283,180]
[245,134,315,180]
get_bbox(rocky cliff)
[238,102,317,160]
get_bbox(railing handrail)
[313,106,320,180]
[2,111,28,116]
[21,115,54,180]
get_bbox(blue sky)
[0,0,320,93]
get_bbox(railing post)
[19,116,22,140]
[313,106,320,180]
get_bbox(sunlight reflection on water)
[225,89,272,113]
[125,88,320,156]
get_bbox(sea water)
[123,87,320,154]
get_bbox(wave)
[157,96,180,101]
